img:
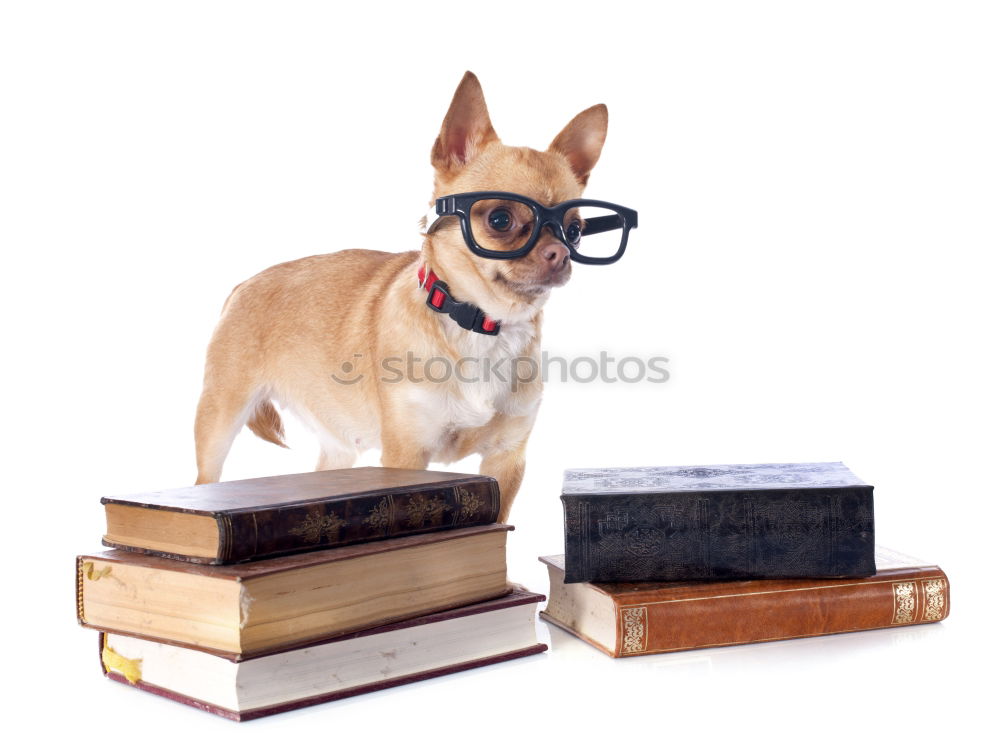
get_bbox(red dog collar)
[418,265,499,335]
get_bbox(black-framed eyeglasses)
[424,191,638,265]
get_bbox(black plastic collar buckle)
[425,280,501,336]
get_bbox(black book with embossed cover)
[561,462,875,583]
[101,467,500,564]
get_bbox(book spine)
[76,556,85,623]
[611,568,949,657]
[219,478,501,562]
[562,486,876,582]
[77,555,113,623]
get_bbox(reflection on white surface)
[540,615,949,675]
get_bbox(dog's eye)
[565,220,582,244]
[488,209,514,232]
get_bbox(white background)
[2,1,997,741]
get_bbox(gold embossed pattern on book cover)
[892,581,917,624]
[620,607,648,654]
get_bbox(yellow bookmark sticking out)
[102,639,142,685]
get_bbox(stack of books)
[76,467,546,720]
[539,462,950,657]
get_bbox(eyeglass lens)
[469,198,538,253]
[567,205,626,261]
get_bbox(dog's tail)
[246,399,289,448]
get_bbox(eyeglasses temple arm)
[580,214,625,236]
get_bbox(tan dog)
[194,71,608,521]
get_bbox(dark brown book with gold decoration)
[100,466,500,564]
[97,589,547,721]
[78,523,512,658]
[539,547,948,657]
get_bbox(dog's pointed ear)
[431,71,499,174]
[548,104,608,187]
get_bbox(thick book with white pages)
[99,589,546,720]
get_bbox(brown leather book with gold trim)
[539,547,949,657]
[100,466,500,564]
[78,523,512,658]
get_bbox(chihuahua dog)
[194,71,635,521]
